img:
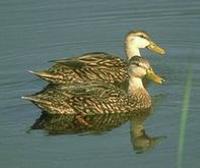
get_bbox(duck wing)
[23,83,130,115]
[32,52,128,85]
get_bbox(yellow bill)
[147,41,166,55]
[146,69,165,84]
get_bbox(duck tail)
[22,95,39,102]
[22,95,56,114]
[28,70,63,83]
[21,95,51,106]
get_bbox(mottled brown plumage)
[23,56,164,115]
[24,84,151,115]
[36,53,128,85]
[30,30,165,85]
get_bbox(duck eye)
[134,62,140,67]
[139,35,145,38]
[148,68,153,71]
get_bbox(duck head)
[127,56,165,95]
[125,30,166,59]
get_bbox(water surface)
[0,0,200,168]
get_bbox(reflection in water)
[130,119,166,154]
[31,109,165,153]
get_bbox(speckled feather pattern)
[38,52,128,84]
[28,84,151,115]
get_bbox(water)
[0,0,200,167]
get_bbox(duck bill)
[146,70,165,84]
[147,41,166,55]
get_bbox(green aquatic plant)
[177,66,192,168]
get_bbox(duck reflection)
[31,109,165,153]
[130,118,166,154]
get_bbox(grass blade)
[177,66,192,168]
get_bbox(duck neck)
[128,77,145,93]
[125,42,141,60]
[128,77,151,108]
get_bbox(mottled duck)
[30,30,165,85]
[22,56,165,115]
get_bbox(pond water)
[0,0,199,167]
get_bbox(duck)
[22,56,165,115]
[30,30,165,85]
